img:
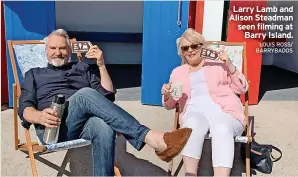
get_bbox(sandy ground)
[1,99,298,176]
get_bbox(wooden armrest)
[18,142,47,153]
[246,116,254,142]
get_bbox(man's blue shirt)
[18,62,115,127]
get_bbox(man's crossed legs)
[37,87,191,176]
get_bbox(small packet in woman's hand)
[200,48,219,60]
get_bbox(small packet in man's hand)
[200,48,219,60]
[71,41,93,53]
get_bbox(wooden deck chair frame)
[167,41,253,176]
[7,39,121,177]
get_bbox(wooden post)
[24,129,38,177]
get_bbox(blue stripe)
[4,1,55,107]
[141,1,189,106]
[67,31,143,43]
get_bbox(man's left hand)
[85,45,105,67]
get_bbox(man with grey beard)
[18,29,192,176]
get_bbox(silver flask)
[43,94,65,144]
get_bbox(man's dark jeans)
[37,87,150,176]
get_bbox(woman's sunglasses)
[181,43,203,52]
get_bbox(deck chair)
[7,39,121,177]
[167,41,253,176]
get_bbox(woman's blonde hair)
[176,28,207,62]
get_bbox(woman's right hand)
[162,83,171,102]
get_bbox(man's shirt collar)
[47,62,74,70]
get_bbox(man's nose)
[55,48,61,55]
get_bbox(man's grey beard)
[49,57,70,67]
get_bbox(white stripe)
[202,0,225,41]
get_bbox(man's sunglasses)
[181,43,203,52]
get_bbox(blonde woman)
[161,28,249,176]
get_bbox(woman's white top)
[184,68,222,117]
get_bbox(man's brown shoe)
[155,128,192,162]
